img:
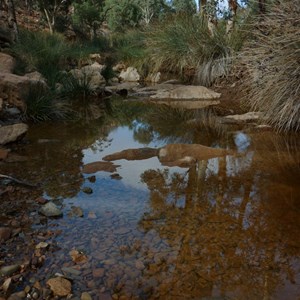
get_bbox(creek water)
[1,100,300,299]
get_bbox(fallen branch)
[0,174,37,187]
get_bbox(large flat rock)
[150,85,221,100]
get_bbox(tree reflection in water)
[138,134,300,299]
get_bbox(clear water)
[2,101,300,299]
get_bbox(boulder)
[119,67,140,82]
[0,53,15,73]
[70,63,106,91]
[25,71,46,85]
[0,123,28,145]
[150,85,221,100]
[0,72,30,110]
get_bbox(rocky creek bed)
[1,101,300,300]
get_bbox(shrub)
[112,30,147,73]
[22,83,72,122]
[242,0,300,132]
[144,15,245,85]
[12,30,71,86]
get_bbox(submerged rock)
[103,148,159,161]
[0,123,28,145]
[81,292,92,300]
[39,202,63,218]
[82,161,120,174]
[159,144,231,165]
[0,264,20,276]
[46,277,72,297]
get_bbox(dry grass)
[242,0,300,132]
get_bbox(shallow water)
[2,101,300,299]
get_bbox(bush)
[22,83,72,122]
[12,30,72,86]
[144,15,245,85]
[242,0,300,132]
[112,30,147,73]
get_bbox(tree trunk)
[206,0,217,35]
[4,0,18,42]
[199,0,207,15]
[227,0,237,34]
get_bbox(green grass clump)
[242,0,300,132]
[112,30,147,74]
[12,30,71,85]
[22,83,72,122]
[144,15,245,86]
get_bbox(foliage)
[104,0,141,31]
[72,0,104,39]
[112,29,147,72]
[242,0,300,132]
[144,14,244,85]
[171,0,196,14]
[12,30,71,86]
[22,83,71,122]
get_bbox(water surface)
[2,101,300,299]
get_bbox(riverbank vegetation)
[1,0,299,131]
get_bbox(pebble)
[82,187,93,194]
[92,268,105,278]
[61,267,82,277]
[0,227,12,243]
[81,292,92,300]
[7,291,26,300]
[0,265,20,276]
[40,202,63,217]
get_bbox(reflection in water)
[1,100,300,299]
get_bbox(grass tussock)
[242,0,300,132]
[22,83,72,122]
[144,15,245,86]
